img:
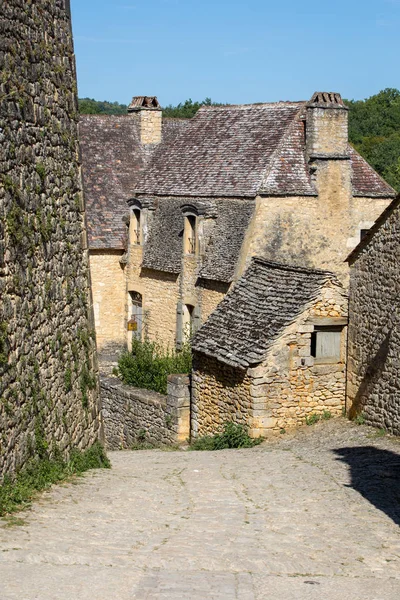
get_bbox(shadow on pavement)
[333,445,400,526]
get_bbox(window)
[176,302,201,349]
[360,228,369,242]
[128,291,143,340]
[184,215,196,255]
[311,326,342,362]
[130,209,141,245]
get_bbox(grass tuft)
[0,442,110,516]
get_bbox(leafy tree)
[163,97,225,118]
[78,98,127,115]
[346,88,400,191]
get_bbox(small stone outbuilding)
[191,259,348,437]
[346,196,400,434]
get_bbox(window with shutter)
[176,301,183,350]
[311,326,342,363]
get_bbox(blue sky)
[70,0,400,106]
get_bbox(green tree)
[78,98,127,115]
[346,88,400,191]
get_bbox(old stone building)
[81,92,395,359]
[191,259,348,436]
[0,0,102,477]
[346,196,400,434]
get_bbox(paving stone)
[0,420,399,599]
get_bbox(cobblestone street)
[1,420,400,600]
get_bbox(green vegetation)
[305,413,320,426]
[353,413,366,425]
[0,442,110,516]
[78,98,127,115]
[117,338,192,395]
[163,97,225,118]
[346,88,400,191]
[190,422,262,451]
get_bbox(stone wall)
[100,374,190,449]
[192,283,348,438]
[0,0,102,477]
[347,199,400,434]
[242,192,390,283]
[90,249,126,355]
[136,109,162,145]
[191,355,253,438]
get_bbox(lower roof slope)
[192,258,340,368]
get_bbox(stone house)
[80,91,395,358]
[191,258,348,437]
[346,196,400,434]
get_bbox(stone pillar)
[166,374,191,443]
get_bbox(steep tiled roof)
[135,103,304,197]
[192,258,339,368]
[79,116,187,249]
[199,199,254,282]
[260,114,316,196]
[141,198,184,274]
[142,198,254,282]
[349,147,397,198]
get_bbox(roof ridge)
[252,256,337,278]
[197,101,306,112]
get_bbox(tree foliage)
[163,97,225,118]
[346,88,400,191]
[78,97,127,115]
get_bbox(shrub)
[190,422,263,451]
[117,338,192,395]
[0,442,110,516]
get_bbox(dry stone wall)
[101,374,190,449]
[0,0,102,477]
[347,199,400,434]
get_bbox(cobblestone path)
[1,420,400,599]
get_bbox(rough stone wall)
[192,284,348,438]
[346,200,400,434]
[0,0,101,477]
[191,355,252,438]
[249,286,348,435]
[90,250,126,356]
[242,191,390,282]
[101,374,190,448]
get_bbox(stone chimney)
[305,92,348,160]
[128,96,162,145]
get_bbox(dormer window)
[184,214,197,255]
[130,208,142,246]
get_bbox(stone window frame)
[181,204,199,256]
[128,199,143,246]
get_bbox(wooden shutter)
[193,305,201,333]
[176,301,183,350]
[316,328,341,360]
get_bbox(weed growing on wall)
[117,338,192,395]
[190,422,263,451]
[0,442,110,516]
